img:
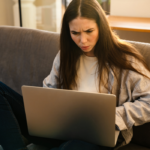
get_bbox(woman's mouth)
[81,46,90,50]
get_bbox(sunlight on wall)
[111,0,150,18]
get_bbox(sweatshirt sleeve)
[43,51,60,88]
[115,68,150,131]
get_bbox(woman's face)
[69,17,99,57]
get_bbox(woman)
[1,0,150,150]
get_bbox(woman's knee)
[0,81,7,90]
[0,81,8,95]
[0,81,5,85]
[0,81,4,94]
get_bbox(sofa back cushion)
[127,40,150,70]
[0,26,59,94]
[1,27,150,94]
[132,122,150,148]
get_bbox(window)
[0,0,110,32]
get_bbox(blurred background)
[0,0,149,43]
[0,0,110,32]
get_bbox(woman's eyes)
[71,30,93,35]
[86,30,93,33]
[72,32,79,35]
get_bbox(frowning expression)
[69,17,99,57]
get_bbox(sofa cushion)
[119,143,150,150]
[0,26,59,95]
[130,122,150,148]
[127,40,150,70]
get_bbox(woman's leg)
[0,82,64,150]
[0,82,28,150]
[58,140,114,150]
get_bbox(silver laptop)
[22,85,120,147]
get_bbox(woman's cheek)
[91,33,99,43]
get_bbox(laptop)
[22,85,120,147]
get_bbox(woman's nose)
[80,33,87,44]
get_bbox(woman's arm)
[115,68,150,131]
[43,51,60,88]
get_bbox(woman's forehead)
[69,17,97,31]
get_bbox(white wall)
[110,0,150,44]
[111,0,150,18]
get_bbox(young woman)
[1,0,150,150]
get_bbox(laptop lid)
[22,85,117,147]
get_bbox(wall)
[110,0,150,44]
[111,0,150,18]
[0,0,14,26]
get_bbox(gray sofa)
[0,26,150,150]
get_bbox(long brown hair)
[59,0,150,105]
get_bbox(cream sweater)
[73,54,99,92]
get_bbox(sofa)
[0,26,150,150]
